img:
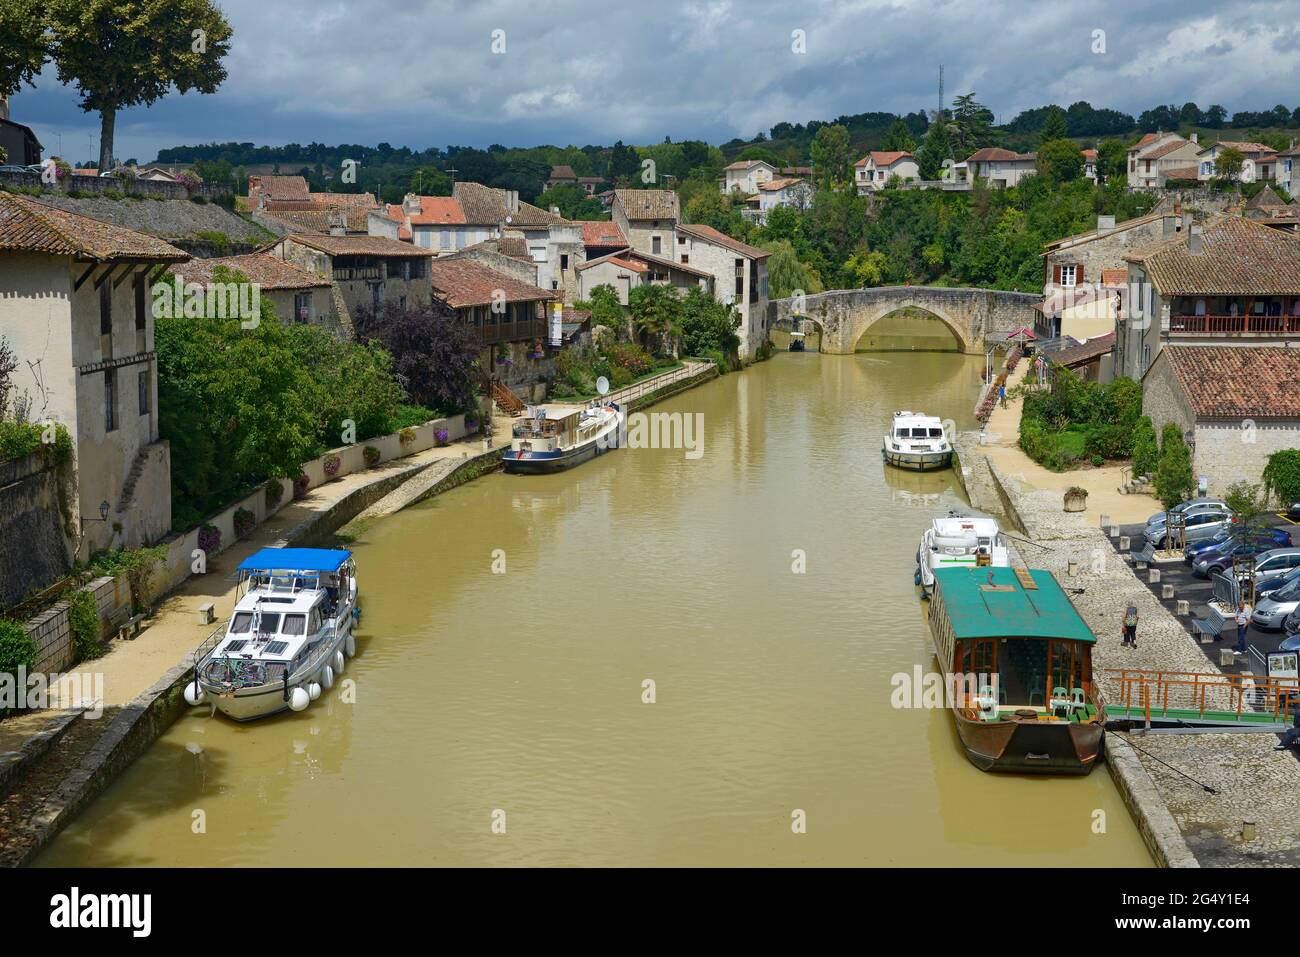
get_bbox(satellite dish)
[595,376,610,396]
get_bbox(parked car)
[1253,579,1300,629]
[1185,526,1292,563]
[1145,506,1234,549]
[1145,498,1227,527]
[1192,540,1280,577]
[1257,564,1300,597]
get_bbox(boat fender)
[320,665,334,690]
[914,569,922,587]
[352,606,361,623]
[184,679,207,706]
[334,650,345,674]
[289,687,310,712]
[308,682,322,701]
[345,634,356,658]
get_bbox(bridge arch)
[848,299,970,353]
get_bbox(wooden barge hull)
[953,709,1103,774]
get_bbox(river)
[37,351,1151,866]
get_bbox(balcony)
[475,317,547,346]
[1168,314,1300,336]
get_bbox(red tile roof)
[427,258,555,309]
[1049,332,1115,367]
[0,192,188,262]
[1124,215,1300,295]
[283,232,433,258]
[614,188,679,221]
[676,223,770,259]
[966,147,1035,163]
[167,253,331,290]
[1163,165,1200,181]
[1158,346,1300,418]
[581,220,626,247]
[1100,268,1128,286]
[854,151,913,168]
[1143,138,1193,160]
[386,196,467,226]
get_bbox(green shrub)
[67,589,104,662]
[604,342,656,377]
[0,420,73,465]
[265,479,284,508]
[1263,449,1300,507]
[89,545,168,614]
[1131,416,1159,477]
[1155,423,1194,508]
[0,618,37,714]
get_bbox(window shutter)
[1076,264,1085,283]
[1053,265,1061,284]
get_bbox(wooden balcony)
[475,317,547,346]
[1168,314,1300,336]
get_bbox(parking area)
[1110,510,1300,675]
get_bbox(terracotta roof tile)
[386,197,467,226]
[549,165,577,180]
[854,151,912,168]
[453,181,566,227]
[1143,138,1192,160]
[614,188,679,221]
[676,223,770,259]
[0,192,188,262]
[1124,215,1300,295]
[1158,346,1300,418]
[284,233,433,258]
[262,207,376,234]
[1163,165,1200,180]
[581,220,626,246]
[1048,332,1114,367]
[428,258,555,309]
[167,253,330,290]
[965,147,1035,163]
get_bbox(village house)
[742,178,815,222]
[0,192,189,561]
[576,248,713,304]
[242,174,380,215]
[720,159,777,195]
[374,193,484,253]
[0,97,41,167]
[271,232,433,332]
[581,220,628,260]
[1081,149,1098,182]
[1196,140,1278,183]
[1141,346,1300,496]
[427,258,556,402]
[453,181,569,264]
[1115,214,1300,381]
[166,253,340,334]
[1125,132,1200,189]
[965,148,1037,188]
[854,152,920,193]
[611,189,680,258]
[1278,144,1300,198]
[446,236,538,286]
[674,223,770,359]
[258,206,374,236]
[547,165,578,189]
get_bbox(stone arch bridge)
[768,286,1042,354]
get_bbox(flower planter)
[323,453,342,478]
[1063,488,1088,512]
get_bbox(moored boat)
[883,411,952,472]
[917,515,1010,593]
[503,401,624,474]
[186,548,359,721]
[927,565,1105,774]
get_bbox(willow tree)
[48,0,232,171]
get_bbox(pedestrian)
[1121,603,1138,648]
[998,383,1007,409]
[1276,700,1300,751]
[1234,600,1252,653]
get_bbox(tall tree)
[1039,106,1068,142]
[916,117,954,180]
[881,118,917,153]
[1214,146,1245,182]
[0,0,50,100]
[950,93,996,152]
[810,123,851,189]
[48,0,233,171]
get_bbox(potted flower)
[435,428,449,447]
[398,426,417,447]
[233,507,256,539]
[496,344,512,367]
[1063,487,1088,512]
[527,341,545,360]
[197,524,221,555]
[265,479,284,508]
[363,445,381,467]
[292,473,311,499]
[463,415,479,433]
[323,453,342,478]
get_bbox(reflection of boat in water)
[927,566,1105,774]
[883,411,952,472]
[187,548,359,722]
[917,515,1010,593]
[503,402,624,475]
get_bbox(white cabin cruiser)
[186,548,359,721]
[503,401,625,474]
[883,411,952,472]
[916,515,1010,593]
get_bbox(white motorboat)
[503,400,625,474]
[916,514,1010,593]
[186,548,358,721]
[882,411,952,472]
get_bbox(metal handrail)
[1104,668,1298,722]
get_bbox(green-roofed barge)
[928,565,1105,774]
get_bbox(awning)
[237,547,352,573]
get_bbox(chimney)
[550,205,560,215]
[403,192,421,215]
[1188,223,1203,256]
[1182,211,1192,234]
[1096,215,1116,234]
[329,212,346,236]
[505,189,519,213]
[1190,132,1198,144]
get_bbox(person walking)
[998,383,1007,409]
[1234,600,1252,653]
[1121,603,1138,648]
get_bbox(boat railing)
[1102,668,1300,724]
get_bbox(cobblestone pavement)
[967,455,1300,866]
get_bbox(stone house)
[377,194,484,253]
[0,103,42,166]
[611,189,680,259]
[674,223,770,359]
[1082,149,1098,182]
[854,152,920,193]
[1278,145,1300,198]
[1125,133,1200,189]
[1141,345,1300,496]
[576,248,714,304]
[271,232,433,331]
[0,192,189,560]
[547,165,578,189]
[581,221,628,260]
[446,236,538,286]
[1116,215,1300,381]
[965,148,1037,188]
[721,160,777,195]
[1196,141,1279,183]
[166,253,340,334]
[753,178,815,219]
[427,258,557,401]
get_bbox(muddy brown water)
[36,352,1150,866]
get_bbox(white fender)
[333,650,345,674]
[184,680,207,706]
[289,687,310,712]
[345,634,356,658]
[320,665,334,690]
[308,682,322,701]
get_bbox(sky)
[8,0,1300,165]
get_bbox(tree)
[1131,416,1159,477]
[1096,140,1128,182]
[678,286,740,357]
[49,0,233,171]
[1036,139,1084,182]
[410,165,452,195]
[1263,449,1300,508]
[536,182,602,220]
[916,117,954,180]
[1204,104,1228,128]
[1039,106,1068,142]
[950,93,997,152]
[810,124,851,189]
[881,118,916,153]
[352,301,480,415]
[762,240,823,298]
[685,191,744,236]
[628,284,684,355]
[1222,481,1270,536]
[1154,423,1194,508]
[0,0,50,99]
[1213,146,1245,182]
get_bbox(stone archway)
[847,300,970,353]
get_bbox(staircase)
[117,447,152,514]
[1118,473,1153,496]
[491,380,526,417]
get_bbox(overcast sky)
[9,0,1300,163]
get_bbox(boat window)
[308,609,322,633]
[282,614,307,636]
[230,612,253,633]
[910,428,929,437]
[928,428,943,437]
[253,613,282,635]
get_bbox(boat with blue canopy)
[186,547,359,721]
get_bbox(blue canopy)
[237,547,352,574]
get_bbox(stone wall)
[1193,419,1300,498]
[24,574,132,674]
[0,169,231,201]
[18,193,268,244]
[0,453,74,609]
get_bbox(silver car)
[1253,580,1300,629]
[1246,547,1300,583]
[1145,507,1233,548]
[1144,498,1227,527]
